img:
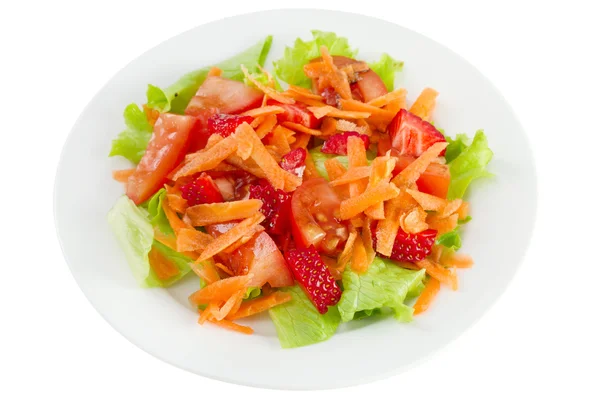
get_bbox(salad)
[108,31,493,348]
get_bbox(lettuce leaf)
[145,189,173,236]
[149,35,273,115]
[109,36,273,162]
[444,133,470,164]
[447,130,494,199]
[368,53,404,91]
[108,104,153,164]
[244,287,261,300]
[273,30,357,88]
[269,285,341,348]
[436,228,462,250]
[309,146,376,180]
[108,195,194,287]
[338,257,426,322]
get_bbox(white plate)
[54,9,537,390]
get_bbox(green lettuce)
[108,104,153,164]
[109,36,273,162]
[368,53,404,91]
[436,228,462,250]
[338,257,426,323]
[108,196,193,287]
[144,189,173,236]
[273,30,357,88]
[269,286,341,348]
[244,287,261,300]
[447,130,494,199]
[444,133,470,164]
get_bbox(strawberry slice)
[208,114,253,137]
[279,148,307,178]
[373,226,437,263]
[249,179,291,235]
[284,245,342,314]
[388,109,446,157]
[321,131,370,155]
[180,173,224,206]
[267,99,320,128]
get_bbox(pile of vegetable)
[108,31,493,348]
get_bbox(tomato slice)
[290,178,348,256]
[185,76,263,116]
[207,224,293,287]
[126,113,197,204]
[392,152,451,198]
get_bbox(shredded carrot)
[427,213,459,234]
[226,154,267,178]
[185,199,263,227]
[356,119,373,137]
[162,200,189,233]
[320,46,353,100]
[413,277,441,315]
[347,136,369,198]
[191,258,220,284]
[324,158,347,181]
[173,134,238,180]
[409,88,438,121]
[336,119,366,134]
[339,98,396,125]
[148,247,180,280]
[384,97,406,115]
[198,302,220,324]
[400,207,429,234]
[255,114,278,139]
[350,216,364,228]
[176,228,213,252]
[240,105,285,118]
[215,262,234,276]
[208,319,254,335]
[362,217,376,265]
[406,188,447,212]
[415,259,458,290]
[241,65,294,104]
[392,142,449,187]
[440,252,474,269]
[287,85,323,100]
[329,166,372,186]
[207,66,222,77]
[282,121,322,136]
[196,214,265,262]
[228,291,292,320]
[143,105,160,126]
[457,201,470,220]
[166,193,188,214]
[351,235,369,273]
[189,274,253,305]
[291,133,311,150]
[337,227,358,268]
[320,117,338,136]
[268,126,292,156]
[308,105,370,120]
[376,191,418,256]
[367,89,408,108]
[340,182,400,220]
[364,155,396,219]
[221,224,264,254]
[212,289,246,321]
[440,199,463,219]
[112,168,135,183]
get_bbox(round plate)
[54,9,536,390]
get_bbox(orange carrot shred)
[207,66,222,77]
[241,65,294,104]
[329,166,372,186]
[148,247,180,280]
[212,289,246,321]
[228,291,292,320]
[415,259,458,290]
[303,152,321,180]
[440,252,474,269]
[307,105,370,120]
[208,319,254,335]
[240,105,285,118]
[291,133,311,150]
[268,126,292,156]
[173,134,238,180]
[189,274,253,305]
[176,228,213,252]
[324,158,347,181]
[162,200,189,233]
[392,142,449,187]
[215,262,234,276]
[409,88,438,121]
[198,302,220,324]
[166,193,188,214]
[362,217,376,265]
[427,213,459,234]
[340,182,400,220]
[185,199,263,226]
[320,46,353,100]
[367,89,408,108]
[196,214,265,262]
[351,235,369,273]
[376,191,418,256]
[364,155,396,220]
[347,136,369,198]
[406,188,447,212]
[191,258,220,285]
[321,117,338,136]
[282,121,322,136]
[384,97,406,115]
[255,114,278,139]
[337,227,358,268]
[112,168,135,183]
[413,277,441,315]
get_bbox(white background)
[1,0,599,398]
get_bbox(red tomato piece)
[266,99,320,129]
[185,76,263,116]
[126,113,197,204]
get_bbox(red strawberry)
[207,114,253,137]
[279,148,307,178]
[180,173,224,206]
[284,245,342,314]
[388,109,446,157]
[372,226,437,263]
[321,131,370,155]
[267,99,320,128]
[249,179,291,235]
